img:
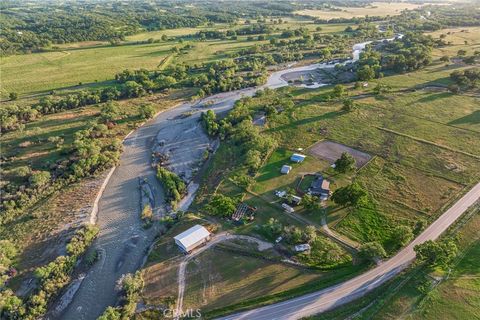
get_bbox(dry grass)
[295,2,424,20]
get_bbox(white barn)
[174,225,211,253]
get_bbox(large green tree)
[331,182,367,208]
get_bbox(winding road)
[218,182,480,320]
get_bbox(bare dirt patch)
[308,140,372,168]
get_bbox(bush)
[65,224,100,257]
[156,167,186,207]
[139,104,155,119]
[206,194,237,217]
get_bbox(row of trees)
[1,225,99,319]
[156,167,186,208]
[449,68,480,91]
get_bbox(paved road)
[218,182,480,320]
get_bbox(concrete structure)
[309,175,331,200]
[281,165,292,174]
[174,225,211,253]
[290,153,306,163]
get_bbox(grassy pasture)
[0,42,174,97]
[426,26,480,58]
[295,2,424,20]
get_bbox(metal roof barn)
[174,225,211,253]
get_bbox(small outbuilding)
[294,243,311,252]
[174,225,211,253]
[281,165,292,174]
[290,153,306,163]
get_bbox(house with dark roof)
[309,175,331,200]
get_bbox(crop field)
[295,2,424,20]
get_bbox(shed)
[281,165,292,174]
[294,243,311,252]
[174,225,211,253]
[290,153,306,163]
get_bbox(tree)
[303,225,317,243]
[357,65,376,81]
[457,49,467,56]
[331,182,367,208]
[440,55,450,62]
[414,239,458,270]
[97,306,121,320]
[391,225,414,247]
[245,149,262,171]
[29,171,51,189]
[207,194,237,217]
[341,98,356,112]
[360,242,386,261]
[260,218,283,239]
[373,83,391,95]
[332,84,346,98]
[9,92,18,101]
[139,104,155,119]
[334,152,356,173]
[100,101,121,123]
[302,194,320,211]
[0,289,26,319]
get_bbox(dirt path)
[175,233,273,318]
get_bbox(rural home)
[290,153,306,163]
[309,175,331,200]
[174,225,211,253]
[281,165,292,174]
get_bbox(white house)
[174,225,211,253]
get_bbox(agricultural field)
[295,2,424,20]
